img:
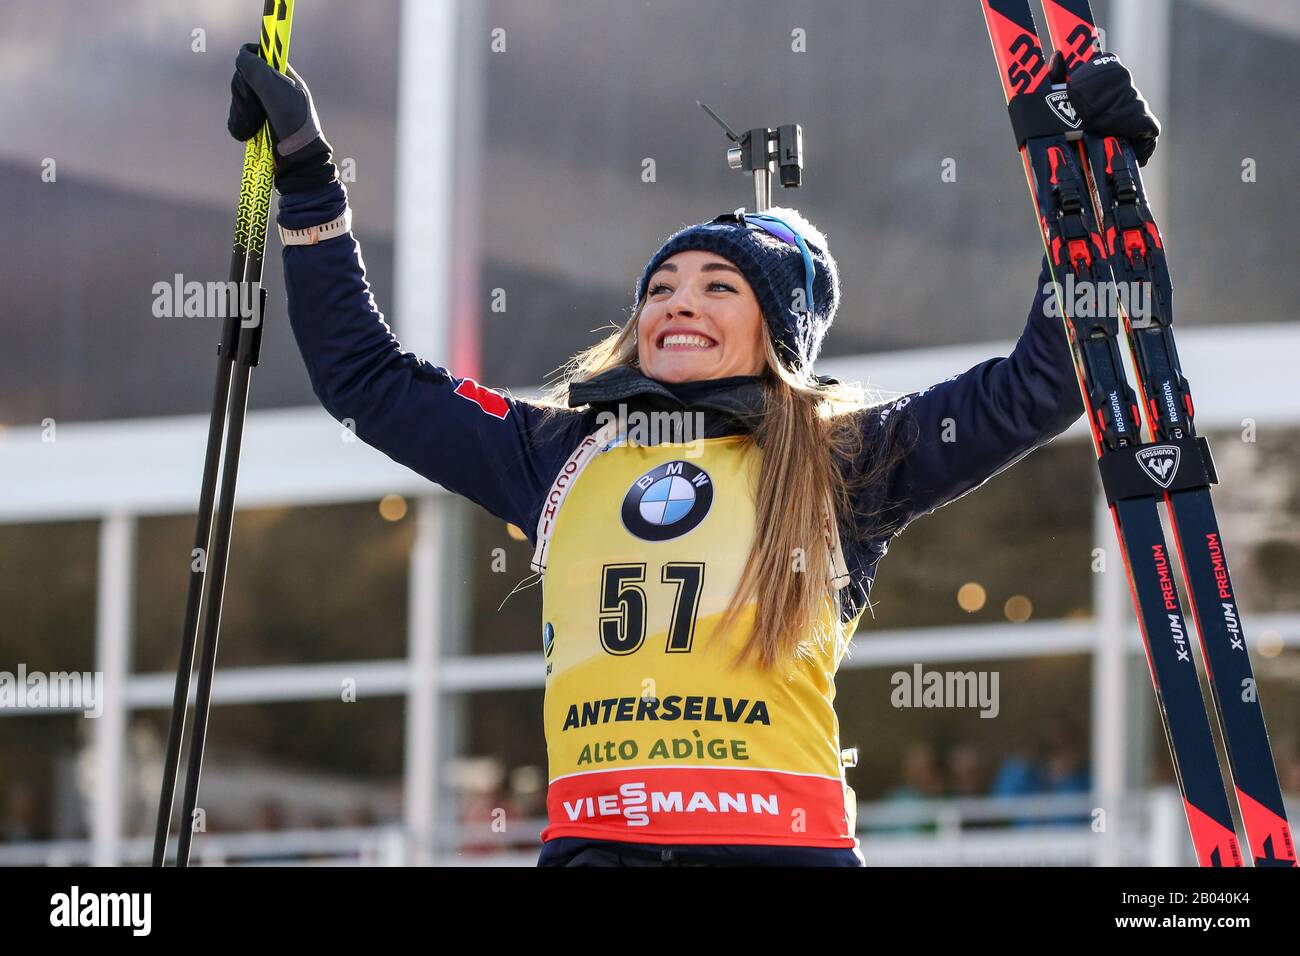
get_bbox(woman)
[228,45,1158,866]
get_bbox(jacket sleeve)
[850,256,1084,537]
[277,181,583,541]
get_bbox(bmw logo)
[621,461,713,541]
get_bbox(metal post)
[1091,487,1128,866]
[404,497,442,866]
[1150,786,1185,866]
[93,512,135,867]
[393,0,458,357]
[1108,0,1174,864]
[394,0,464,865]
[1112,0,1172,222]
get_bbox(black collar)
[567,366,768,434]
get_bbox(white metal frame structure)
[4,321,1299,865]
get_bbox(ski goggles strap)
[711,210,817,319]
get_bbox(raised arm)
[278,182,584,537]
[228,44,582,539]
[850,256,1084,536]
[846,48,1164,539]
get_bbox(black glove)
[1050,50,1164,165]
[1049,50,1160,166]
[228,42,337,194]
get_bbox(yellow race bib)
[535,430,863,847]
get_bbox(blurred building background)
[1,0,1297,865]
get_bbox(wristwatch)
[277,208,352,246]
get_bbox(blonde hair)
[538,299,911,670]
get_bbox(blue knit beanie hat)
[634,206,840,373]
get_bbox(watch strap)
[277,207,353,246]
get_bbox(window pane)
[0,521,97,674]
[465,509,542,656]
[838,657,1093,806]
[864,441,1094,630]
[450,688,547,858]
[132,698,404,844]
[0,714,86,842]
[133,502,413,672]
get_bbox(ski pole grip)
[235,285,270,367]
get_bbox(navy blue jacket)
[278,180,1084,865]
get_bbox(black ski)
[1039,0,1296,867]
[979,0,1243,866]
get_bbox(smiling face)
[637,250,768,384]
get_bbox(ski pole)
[151,0,295,868]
